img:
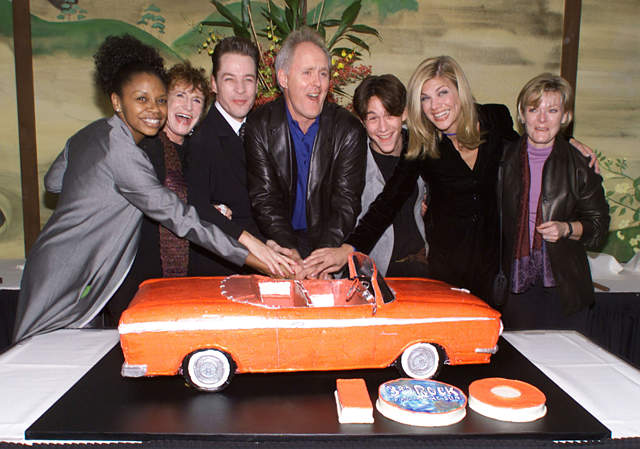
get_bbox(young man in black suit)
[187,37,264,275]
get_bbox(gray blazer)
[13,115,248,342]
[357,142,428,276]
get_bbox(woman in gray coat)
[13,35,294,343]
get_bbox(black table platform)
[26,337,609,443]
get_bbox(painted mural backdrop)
[0,0,638,261]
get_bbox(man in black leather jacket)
[245,27,366,265]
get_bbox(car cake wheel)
[183,349,235,392]
[399,343,441,379]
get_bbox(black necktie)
[239,122,246,142]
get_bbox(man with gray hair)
[245,27,366,272]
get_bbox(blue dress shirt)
[286,107,319,231]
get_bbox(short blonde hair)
[516,73,574,134]
[406,56,482,159]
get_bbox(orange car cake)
[119,253,502,392]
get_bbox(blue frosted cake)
[376,378,467,426]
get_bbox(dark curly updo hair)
[94,34,167,96]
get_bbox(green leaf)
[620,208,627,216]
[145,4,161,12]
[316,23,326,39]
[285,0,300,26]
[285,6,295,30]
[610,206,618,214]
[57,14,65,20]
[209,0,252,39]
[350,23,381,38]
[284,0,300,15]
[634,209,640,221]
[201,20,232,28]
[264,0,290,36]
[319,19,341,27]
[263,5,290,37]
[266,0,285,21]
[340,0,362,28]
[326,0,363,49]
[345,34,370,53]
[241,0,250,26]
[211,0,244,30]
[77,14,85,19]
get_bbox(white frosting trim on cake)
[376,398,466,427]
[468,395,547,422]
[119,315,494,334]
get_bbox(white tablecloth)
[0,329,119,441]
[504,330,640,439]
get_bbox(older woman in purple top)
[499,73,609,330]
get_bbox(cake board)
[26,336,610,443]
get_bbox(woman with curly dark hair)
[13,35,295,342]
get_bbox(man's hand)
[267,240,303,278]
[303,244,354,279]
[570,138,600,174]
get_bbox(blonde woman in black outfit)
[306,56,596,307]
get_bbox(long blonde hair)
[406,56,482,159]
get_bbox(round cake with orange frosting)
[468,377,546,422]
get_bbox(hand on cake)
[239,232,298,278]
[303,244,353,279]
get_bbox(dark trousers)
[500,281,589,332]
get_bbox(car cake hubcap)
[186,349,231,391]
[401,343,440,379]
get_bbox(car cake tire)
[183,349,235,392]
[399,342,441,379]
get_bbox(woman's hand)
[239,232,299,277]
[570,138,600,174]
[303,244,354,279]
[536,221,583,242]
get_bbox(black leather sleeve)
[345,153,421,253]
[570,147,610,250]
[245,110,298,249]
[317,115,367,248]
